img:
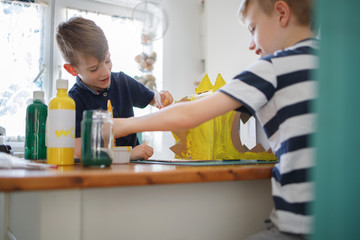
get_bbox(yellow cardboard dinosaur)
[170,74,277,161]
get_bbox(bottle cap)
[33,91,44,100]
[56,79,68,90]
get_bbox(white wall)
[162,0,258,94]
[204,0,258,82]
[162,0,203,100]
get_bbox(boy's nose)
[249,40,256,50]
[100,62,111,75]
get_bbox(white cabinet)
[3,180,272,240]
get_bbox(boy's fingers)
[160,90,173,106]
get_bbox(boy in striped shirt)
[114,0,317,239]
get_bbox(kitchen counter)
[0,161,275,240]
[0,161,274,191]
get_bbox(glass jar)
[81,110,113,167]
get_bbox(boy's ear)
[274,1,291,27]
[64,64,78,76]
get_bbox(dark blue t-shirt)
[68,71,154,147]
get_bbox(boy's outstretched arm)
[113,92,242,138]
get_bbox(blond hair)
[56,17,109,66]
[238,0,313,27]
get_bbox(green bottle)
[25,91,47,160]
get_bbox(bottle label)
[47,109,75,148]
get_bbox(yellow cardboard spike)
[195,74,213,94]
[213,73,226,91]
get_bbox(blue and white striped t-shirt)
[220,38,318,234]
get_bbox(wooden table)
[0,162,275,240]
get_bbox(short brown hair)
[238,0,313,27]
[56,17,109,66]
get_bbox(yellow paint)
[55,130,69,137]
[55,127,75,138]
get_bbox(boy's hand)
[130,144,154,160]
[159,90,173,108]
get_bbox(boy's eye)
[248,25,255,34]
[89,68,98,72]
[105,58,111,64]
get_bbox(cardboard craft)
[170,74,277,161]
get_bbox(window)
[0,0,46,139]
[0,0,162,153]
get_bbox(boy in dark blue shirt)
[56,17,173,160]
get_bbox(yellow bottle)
[47,79,76,165]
